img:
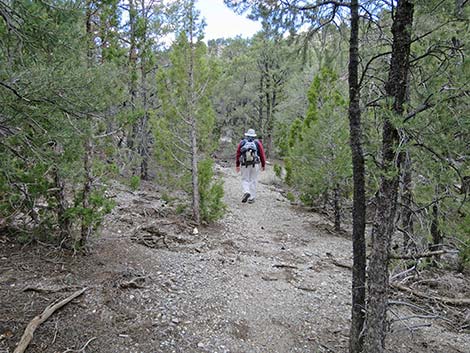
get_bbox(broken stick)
[14,287,88,353]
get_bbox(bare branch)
[358,51,392,88]
[281,0,351,11]
[168,149,191,171]
[0,81,31,102]
[403,93,434,122]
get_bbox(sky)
[195,0,261,40]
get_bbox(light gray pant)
[241,163,260,200]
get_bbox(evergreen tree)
[155,0,224,224]
[286,67,351,231]
[0,0,124,248]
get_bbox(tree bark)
[188,1,200,225]
[455,0,465,17]
[53,166,71,241]
[79,0,96,249]
[401,150,413,252]
[429,199,442,263]
[85,0,94,63]
[139,2,150,180]
[79,138,93,248]
[347,2,367,352]
[333,183,341,232]
[127,0,138,152]
[364,1,414,352]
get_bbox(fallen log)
[392,283,470,306]
[14,287,88,353]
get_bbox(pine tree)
[155,0,223,224]
[286,67,351,230]
[0,0,123,248]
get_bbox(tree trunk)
[430,200,442,263]
[347,1,367,352]
[139,6,149,180]
[79,138,93,248]
[258,72,264,136]
[401,151,414,252]
[333,183,341,232]
[139,113,149,180]
[78,1,95,249]
[455,0,465,17]
[127,0,138,152]
[53,166,71,241]
[364,1,414,352]
[188,1,200,225]
[85,0,94,63]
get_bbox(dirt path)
[1,165,469,353]
[96,166,354,352]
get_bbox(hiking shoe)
[248,199,255,204]
[242,193,250,203]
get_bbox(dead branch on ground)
[119,276,146,289]
[22,286,79,294]
[14,287,88,353]
[392,283,470,306]
[273,264,298,269]
[390,250,455,260]
[62,337,97,353]
[329,258,353,270]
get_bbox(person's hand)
[236,166,240,173]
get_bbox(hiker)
[235,128,266,203]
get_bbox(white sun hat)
[244,128,257,137]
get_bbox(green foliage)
[284,158,294,186]
[175,203,187,215]
[198,159,226,223]
[397,1,470,263]
[284,67,351,206]
[0,0,123,246]
[70,190,115,230]
[129,176,141,191]
[286,192,295,203]
[154,29,221,223]
[273,164,282,179]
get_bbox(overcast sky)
[195,0,261,40]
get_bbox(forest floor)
[1,164,469,353]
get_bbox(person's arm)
[257,141,266,170]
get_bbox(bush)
[198,159,226,223]
[129,175,141,191]
[273,164,283,179]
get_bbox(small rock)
[197,342,205,348]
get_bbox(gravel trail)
[2,165,468,353]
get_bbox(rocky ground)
[1,165,469,353]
